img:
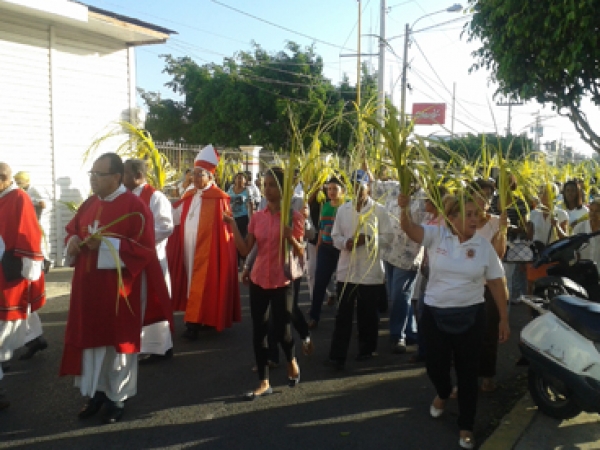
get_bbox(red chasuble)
[167,185,241,331]
[60,190,169,376]
[0,188,45,321]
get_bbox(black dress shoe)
[242,387,273,401]
[355,352,377,362]
[324,358,345,371]
[19,336,48,360]
[182,327,199,341]
[139,348,174,365]
[78,392,107,419]
[0,395,10,411]
[102,401,125,424]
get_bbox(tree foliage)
[429,133,534,162]
[466,0,600,153]
[139,42,377,153]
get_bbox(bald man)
[0,162,46,410]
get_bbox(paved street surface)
[515,409,600,450]
[1,268,531,450]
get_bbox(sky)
[84,0,597,157]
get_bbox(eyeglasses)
[88,171,115,177]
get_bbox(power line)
[211,0,357,52]
[411,38,495,128]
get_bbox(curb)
[480,393,537,450]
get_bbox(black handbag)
[1,249,23,282]
[427,303,483,334]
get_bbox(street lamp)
[393,4,462,125]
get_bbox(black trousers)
[479,287,499,377]
[422,303,486,431]
[329,283,383,363]
[249,282,295,381]
[268,278,309,363]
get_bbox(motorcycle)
[519,230,600,419]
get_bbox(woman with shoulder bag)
[398,191,510,450]
[224,168,305,399]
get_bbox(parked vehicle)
[519,230,600,419]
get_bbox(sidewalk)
[481,393,600,449]
[44,266,72,298]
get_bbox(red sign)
[412,103,446,125]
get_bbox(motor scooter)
[519,230,600,419]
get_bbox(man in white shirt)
[123,159,175,363]
[327,170,393,369]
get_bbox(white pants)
[24,311,43,344]
[0,319,26,381]
[75,347,138,402]
[141,321,172,355]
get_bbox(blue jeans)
[309,244,340,323]
[384,262,417,342]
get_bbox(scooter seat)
[550,295,600,342]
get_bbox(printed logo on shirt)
[466,248,476,259]
[435,247,448,256]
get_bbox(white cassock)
[172,183,212,297]
[0,186,43,380]
[133,184,174,355]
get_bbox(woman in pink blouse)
[224,168,305,400]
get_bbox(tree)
[466,0,600,153]
[429,133,534,162]
[139,42,377,153]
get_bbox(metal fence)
[155,142,286,174]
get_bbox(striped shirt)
[319,201,342,244]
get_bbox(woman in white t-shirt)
[561,180,588,229]
[526,183,569,291]
[399,191,509,450]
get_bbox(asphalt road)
[0,268,530,450]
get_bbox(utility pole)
[356,0,362,107]
[451,82,456,135]
[377,0,386,124]
[400,22,409,127]
[496,99,523,136]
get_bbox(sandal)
[459,432,475,449]
[302,338,315,356]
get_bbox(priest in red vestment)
[168,145,241,340]
[61,153,170,424]
[0,162,46,411]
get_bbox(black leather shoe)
[182,327,199,341]
[102,402,125,424]
[355,352,377,362]
[19,336,48,360]
[324,358,345,371]
[139,348,173,365]
[78,393,107,419]
[0,395,10,411]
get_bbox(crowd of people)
[2,148,600,449]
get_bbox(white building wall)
[0,11,133,264]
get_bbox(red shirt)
[248,208,304,289]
